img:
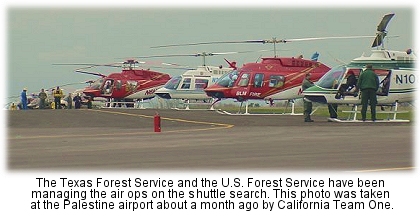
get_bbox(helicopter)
[203,52,330,114]
[55,59,172,107]
[153,34,377,114]
[134,51,267,110]
[302,13,416,122]
[135,52,236,101]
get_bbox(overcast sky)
[3,2,416,103]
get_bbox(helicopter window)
[194,79,209,90]
[269,75,285,88]
[254,73,264,88]
[238,73,250,87]
[125,81,138,93]
[181,78,191,89]
[215,70,238,87]
[315,66,346,89]
[90,78,103,90]
[164,76,182,90]
[115,80,122,90]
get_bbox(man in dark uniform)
[357,64,380,121]
[302,73,314,122]
[73,93,82,109]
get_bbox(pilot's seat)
[377,76,390,96]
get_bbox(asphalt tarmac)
[7,108,414,171]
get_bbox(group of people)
[301,64,379,122]
[18,86,89,110]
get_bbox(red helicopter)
[204,52,330,106]
[56,59,172,105]
[152,36,373,113]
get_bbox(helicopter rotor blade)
[281,35,376,43]
[135,49,274,59]
[372,13,395,48]
[151,40,265,48]
[151,35,377,48]
[74,69,107,78]
[377,13,395,32]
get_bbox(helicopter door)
[249,73,265,98]
[180,78,191,90]
[377,71,391,96]
[235,73,250,99]
[238,73,250,87]
[194,78,209,90]
[334,68,360,99]
[103,79,114,95]
[268,75,285,88]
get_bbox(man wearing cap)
[357,64,380,121]
[302,73,314,122]
[21,88,28,110]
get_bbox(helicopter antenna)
[372,13,395,49]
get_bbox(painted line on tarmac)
[8,109,234,140]
[92,109,235,128]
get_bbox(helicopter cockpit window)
[254,73,264,88]
[164,76,182,90]
[315,66,346,89]
[194,79,209,90]
[269,75,285,88]
[215,70,238,87]
[181,78,191,89]
[238,73,250,87]
[90,78,103,90]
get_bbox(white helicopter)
[135,51,249,110]
[153,53,236,100]
[303,13,416,122]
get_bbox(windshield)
[215,70,238,87]
[90,78,104,90]
[315,65,346,89]
[164,76,182,90]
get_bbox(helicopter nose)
[155,88,172,99]
[155,92,172,99]
[205,91,225,99]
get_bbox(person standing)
[87,96,93,109]
[73,93,82,109]
[21,88,28,110]
[53,86,63,109]
[38,88,47,109]
[301,73,314,122]
[328,79,339,119]
[328,103,338,119]
[66,93,73,109]
[10,102,17,110]
[357,64,380,121]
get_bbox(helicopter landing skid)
[215,109,303,116]
[327,118,409,123]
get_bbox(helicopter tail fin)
[311,52,319,61]
[224,58,237,70]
